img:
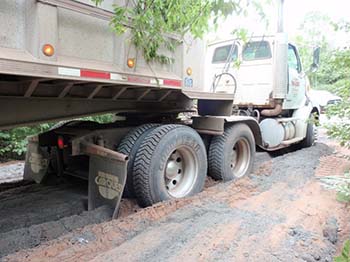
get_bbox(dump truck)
[0,0,320,217]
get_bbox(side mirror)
[310,47,320,73]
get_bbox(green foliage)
[326,119,350,148]
[91,0,269,64]
[295,12,350,147]
[292,12,333,76]
[323,56,350,147]
[0,114,114,157]
[317,49,350,86]
[321,172,350,203]
[81,114,114,124]
[0,124,54,157]
[92,0,103,6]
[335,240,350,262]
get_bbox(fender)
[225,116,263,146]
[292,100,319,139]
[192,115,262,146]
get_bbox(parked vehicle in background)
[309,90,342,113]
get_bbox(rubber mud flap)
[23,135,50,183]
[88,155,127,219]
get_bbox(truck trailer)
[0,0,320,217]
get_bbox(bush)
[0,124,54,158]
[321,171,350,203]
[335,240,350,262]
[0,114,114,158]
[324,79,350,147]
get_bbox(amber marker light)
[127,58,136,68]
[186,67,193,76]
[42,44,55,57]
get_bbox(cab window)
[243,41,271,61]
[212,45,238,63]
[288,44,302,73]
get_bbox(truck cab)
[204,35,320,150]
[206,36,308,109]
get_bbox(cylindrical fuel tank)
[259,118,296,148]
[282,121,296,140]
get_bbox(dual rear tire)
[208,124,255,181]
[118,123,255,207]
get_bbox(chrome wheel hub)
[164,147,198,198]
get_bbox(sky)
[285,0,348,34]
[209,0,349,42]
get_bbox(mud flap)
[23,136,49,183]
[80,142,128,219]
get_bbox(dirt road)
[1,140,350,261]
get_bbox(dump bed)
[0,0,226,129]
[0,0,205,88]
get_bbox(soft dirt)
[1,140,349,262]
[0,180,114,257]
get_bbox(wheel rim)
[164,146,198,198]
[230,138,251,178]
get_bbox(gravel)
[1,141,348,261]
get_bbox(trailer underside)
[0,72,239,129]
[0,73,192,129]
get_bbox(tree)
[294,12,350,147]
[314,21,350,147]
[91,0,270,63]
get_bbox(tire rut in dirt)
[0,183,86,234]
[0,182,113,258]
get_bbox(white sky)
[285,0,349,34]
[208,0,350,41]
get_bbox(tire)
[133,125,207,207]
[208,123,255,181]
[116,124,159,198]
[299,120,315,148]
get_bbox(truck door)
[209,43,239,93]
[283,44,306,109]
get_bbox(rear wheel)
[133,125,207,207]
[117,124,159,197]
[208,124,255,181]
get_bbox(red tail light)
[57,136,65,149]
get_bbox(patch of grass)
[335,240,350,262]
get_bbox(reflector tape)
[110,73,126,81]
[58,67,80,77]
[81,70,110,79]
[58,67,181,87]
[150,79,164,85]
[164,79,182,87]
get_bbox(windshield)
[243,41,271,61]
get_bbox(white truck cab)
[204,35,320,150]
[206,36,309,110]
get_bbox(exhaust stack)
[262,0,288,116]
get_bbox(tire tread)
[133,125,185,207]
[117,124,159,197]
